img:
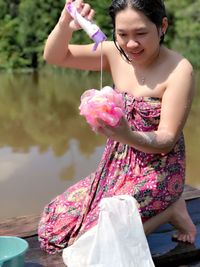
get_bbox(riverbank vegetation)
[0,0,199,70]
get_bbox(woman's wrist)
[58,6,74,30]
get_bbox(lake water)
[0,69,199,219]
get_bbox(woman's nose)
[126,39,139,48]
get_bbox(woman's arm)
[154,59,195,152]
[43,0,109,71]
[98,58,195,154]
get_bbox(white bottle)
[66,2,107,51]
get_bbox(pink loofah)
[79,86,124,131]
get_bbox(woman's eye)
[137,32,147,35]
[118,33,127,37]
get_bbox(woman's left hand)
[96,116,133,144]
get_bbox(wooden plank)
[24,236,65,267]
[183,185,200,200]
[23,234,200,267]
[23,198,200,267]
[0,185,200,267]
[22,198,200,267]
[0,214,40,237]
[183,189,200,200]
[184,184,197,192]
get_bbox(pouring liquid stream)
[100,42,103,90]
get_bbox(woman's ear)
[161,17,168,35]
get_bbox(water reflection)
[0,70,199,219]
[0,70,107,156]
[0,70,109,219]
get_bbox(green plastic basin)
[0,236,29,267]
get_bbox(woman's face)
[115,8,163,65]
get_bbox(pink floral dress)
[38,93,185,254]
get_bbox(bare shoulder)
[167,49,194,77]
[100,41,120,71]
[164,48,195,96]
[103,40,116,50]
[103,41,118,57]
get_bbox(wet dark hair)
[109,0,167,61]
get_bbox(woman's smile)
[127,49,144,58]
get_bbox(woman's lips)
[127,49,144,58]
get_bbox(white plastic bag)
[62,195,155,267]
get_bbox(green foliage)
[0,0,199,69]
[17,0,66,68]
[0,2,8,19]
[165,0,200,68]
[0,0,65,70]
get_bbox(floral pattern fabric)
[38,92,185,254]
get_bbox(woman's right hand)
[59,0,95,31]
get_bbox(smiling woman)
[110,0,167,65]
[114,8,167,67]
[38,0,197,254]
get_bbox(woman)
[38,0,197,254]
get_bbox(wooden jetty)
[0,185,200,267]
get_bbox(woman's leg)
[38,175,92,253]
[143,197,197,243]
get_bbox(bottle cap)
[92,29,107,51]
